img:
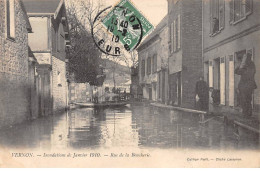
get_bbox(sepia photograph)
[0,0,259,168]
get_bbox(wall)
[168,0,203,108]
[204,30,260,111]
[203,0,260,49]
[203,0,260,112]
[0,0,30,128]
[52,56,67,112]
[138,41,160,101]
[51,7,68,112]
[168,0,183,75]
[181,0,203,108]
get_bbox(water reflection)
[0,104,258,150]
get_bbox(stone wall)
[0,0,30,128]
[52,56,67,112]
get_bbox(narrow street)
[0,104,258,150]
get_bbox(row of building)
[135,0,260,114]
[0,0,69,129]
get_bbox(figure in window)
[212,17,219,34]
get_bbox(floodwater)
[0,103,259,150]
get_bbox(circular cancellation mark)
[91,5,143,56]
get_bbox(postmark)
[91,0,154,56]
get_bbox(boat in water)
[73,101,129,108]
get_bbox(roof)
[22,0,63,16]
[137,15,168,51]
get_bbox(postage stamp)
[102,0,154,51]
[92,0,154,56]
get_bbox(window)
[210,0,225,35]
[6,0,15,39]
[141,59,145,78]
[57,71,62,86]
[230,0,252,24]
[170,16,181,52]
[147,57,151,75]
[152,54,157,73]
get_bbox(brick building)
[137,16,169,102]
[168,0,203,108]
[0,0,34,128]
[23,0,70,114]
[203,0,260,114]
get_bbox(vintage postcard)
[0,0,259,168]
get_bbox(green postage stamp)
[102,0,154,51]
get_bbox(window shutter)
[228,55,234,106]
[229,0,234,23]
[209,61,213,88]
[220,56,226,105]
[6,0,10,37]
[173,20,176,52]
[245,0,252,14]
[170,22,174,53]
[210,0,213,34]
[9,0,15,38]
[219,0,225,29]
[177,15,181,49]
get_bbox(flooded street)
[0,104,258,150]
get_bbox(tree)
[66,0,105,85]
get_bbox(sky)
[100,0,168,67]
[105,0,168,27]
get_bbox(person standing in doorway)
[235,53,257,118]
[195,76,209,111]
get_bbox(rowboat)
[73,101,129,108]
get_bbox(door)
[149,87,152,100]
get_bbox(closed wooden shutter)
[220,57,226,105]
[209,61,213,88]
